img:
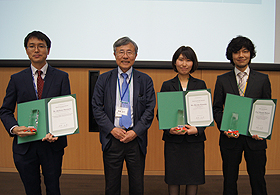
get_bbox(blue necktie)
[119,73,132,129]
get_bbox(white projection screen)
[0,0,279,63]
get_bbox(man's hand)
[42,133,58,143]
[111,127,127,140]
[185,125,198,135]
[120,130,137,143]
[12,126,36,137]
[252,134,263,140]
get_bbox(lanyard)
[31,68,39,100]
[237,80,248,96]
[117,72,133,101]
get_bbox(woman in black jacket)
[160,46,207,195]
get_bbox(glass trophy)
[177,109,186,131]
[27,109,39,132]
[228,112,238,136]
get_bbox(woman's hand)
[224,130,239,138]
[169,125,198,135]
[169,127,187,135]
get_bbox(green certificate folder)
[17,94,79,144]
[220,94,277,139]
[157,89,214,129]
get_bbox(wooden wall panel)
[0,67,279,175]
[0,68,25,168]
[266,71,280,169]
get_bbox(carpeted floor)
[1,172,279,195]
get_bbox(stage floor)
[1,172,280,195]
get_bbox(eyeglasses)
[27,45,48,51]
[116,50,135,58]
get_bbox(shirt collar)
[234,66,250,77]
[118,67,133,79]
[31,63,48,75]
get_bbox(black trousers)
[13,141,64,195]
[220,136,267,195]
[103,137,145,195]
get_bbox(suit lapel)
[41,65,55,98]
[133,69,140,109]
[24,67,37,99]
[228,70,239,95]
[170,75,180,91]
[110,69,118,107]
[244,69,255,97]
[187,75,198,90]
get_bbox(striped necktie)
[237,72,246,96]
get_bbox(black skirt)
[164,140,205,185]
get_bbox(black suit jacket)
[92,68,156,155]
[160,74,207,143]
[0,65,71,155]
[213,68,271,150]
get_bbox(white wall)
[0,0,277,63]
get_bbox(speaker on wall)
[89,70,100,132]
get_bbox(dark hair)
[172,46,198,73]
[24,31,51,48]
[226,36,256,65]
[113,36,138,54]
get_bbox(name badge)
[115,106,129,117]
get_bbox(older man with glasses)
[92,36,156,195]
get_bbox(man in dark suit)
[92,36,156,195]
[0,31,71,195]
[213,36,271,195]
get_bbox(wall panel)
[0,67,279,175]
